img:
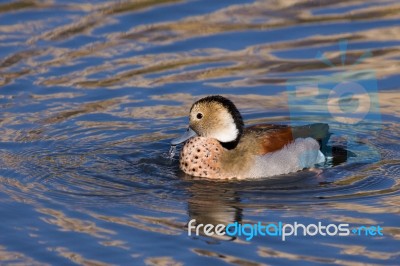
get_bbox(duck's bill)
[171,127,198,145]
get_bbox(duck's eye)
[196,113,203,119]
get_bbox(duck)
[171,95,328,179]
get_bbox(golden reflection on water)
[50,247,112,266]
[38,208,115,238]
[88,212,183,236]
[145,256,183,266]
[322,243,400,260]
[257,246,381,266]
[192,248,266,266]
[41,98,129,124]
[0,245,45,266]
[0,0,399,89]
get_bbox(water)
[0,0,399,265]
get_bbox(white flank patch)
[246,137,325,178]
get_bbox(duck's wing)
[245,124,293,154]
[245,123,330,155]
[291,123,330,143]
[245,124,289,131]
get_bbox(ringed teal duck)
[171,95,328,179]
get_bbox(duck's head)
[171,95,244,149]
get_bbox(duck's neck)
[220,135,241,150]
[220,119,244,150]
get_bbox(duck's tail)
[292,123,356,166]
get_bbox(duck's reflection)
[183,173,311,240]
[184,179,242,240]
[182,144,354,240]
[187,181,243,226]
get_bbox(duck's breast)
[180,137,227,178]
